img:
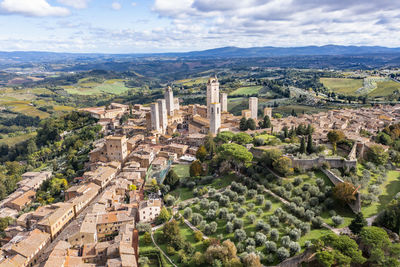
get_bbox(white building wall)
[249,97,258,120]
[164,87,175,116]
[220,93,228,112]
[207,77,220,118]
[210,102,221,135]
[157,99,168,134]
[150,103,160,132]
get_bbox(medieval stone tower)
[220,93,227,112]
[249,97,258,120]
[157,99,167,134]
[164,86,175,116]
[207,75,220,119]
[150,102,160,132]
[210,102,221,135]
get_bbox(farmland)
[368,80,400,97]
[320,77,363,95]
[63,80,132,95]
[230,86,263,96]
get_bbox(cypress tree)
[300,137,306,154]
[307,134,314,154]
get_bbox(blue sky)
[0,0,399,53]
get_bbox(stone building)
[207,76,220,119]
[249,97,258,120]
[220,93,228,112]
[263,107,272,118]
[150,103,160,132]
[164,86,175,116]
[157,99,168,134]
[105,136,128,162]
[210,102,221,135]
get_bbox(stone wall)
[266,249,314,267]
[288,155,357,170]
[321,168,361,213]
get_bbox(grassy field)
[274,104,329,115]
[172,164,190,178]
[175,77,208,86]
[0,100,50,118]
[320,78,363,95]
[64,80,131,95]
[0,132,36,146]
[361,170,400,218]
[368,80,400,97]
[230,86,263,96]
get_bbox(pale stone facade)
[210,102,221,135]
[207,76,220,119]
[157,99,168,134]
[105,136,128,162]
[150,102,160,132]
[263,107,272,118]
[164,86,175,116]
[249,97,258,120]
[220,93,228,112]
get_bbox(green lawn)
[172,164,190,178]
[230,86,263,96]
[320,78,363,95]
[369,80,400,97]
[361,170,400,218]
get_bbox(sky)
[0,0,399,53]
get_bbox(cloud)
[131,2,137,7]
[111,2,121,10]
[0,0,70,16]
[57,0,90,9]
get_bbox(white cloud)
[0,0,70,16]
[131,2,137,7]
[111,2,121,10]
[57,0,90,9]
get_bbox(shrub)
[265,241,277,253]
[248,214,256,224]
[293,177,303,186]
[311,216,324,228]
[265,200,272,211]
[247,203,255,210]
[208,188,216,198]
[166,246,176,255]
[237,207,246,217]
[226,213,236,222]
[299,222,311,235]
[316,178,325,188]
[270,229,279,241]
[136,222,151,233]
[233,218,244,230]
[238,196,245,204]
[289,241,301,255]
[226,222,234,233]
[281,235,291,248]
[191,213,203,226]
[277,247,290,261]
[194,231,203,241]
[219,208,228,219]
[183,207,192,219]
[332,215,344,227]
[234,229,247,242]
[255,195,265,205]
[289,228,301,241]
[269,215,279,227]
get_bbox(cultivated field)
[368,80,400,97]
[320,78,363,95]
[230,86,263,96]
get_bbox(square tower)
[249,97,258,120]
[164,86,175,116]
[150,103,160,132]
[220,93,228,112]
[157,99,168,134]
[207,76,220,118]
[210,102,221,135]
[105,135,127,162]
[263,107,272,118]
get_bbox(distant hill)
[1,45,400,63]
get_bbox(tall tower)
[220,93,227,112]
[249,97,258,120]
[207,75,220,118]
[210,103,221,135]
[157,99,167,134]
[164,86,175,116]
[150,103,160,132]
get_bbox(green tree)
[299,137,306,154]
[246,118,256,130]
[233,132,253,145]
[205,133,216,157]
[143,232,152,244]
[375,199,400,233]
[215,131,235,144]
[263,115,272,128]
[272,156,293,176]
[327,130,345,155]
[316,250,335,267]
[190,160,203,177]
[162,219,181,245]
[307,134,314,154]
[367,145,389,165]
[261,149,282,167]
[349,212,367,234]
[158,207,172,224]
[239,117,247,131]
[332,182,357,204]
[218,143,253,170]
[196,145,207,162]
[165,169,180,189]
